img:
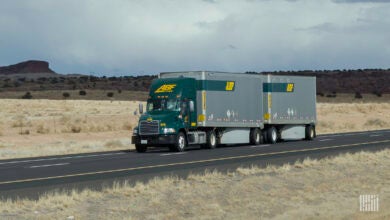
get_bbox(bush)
[373,91,382,97]
[117,89,122,94]
[355,92,363,99]
[326,94,336,98]
[21,92,33,99]
[79,90,87,96]
[19,129,30,135]
[107,92,114,97]
[71,125,81,133]
[63,92,70,99]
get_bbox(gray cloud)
[0,0,389,75]
[333,0,390,3]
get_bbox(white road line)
[0,152,125,166]
[28,163,69,169]
[343,134,357,136]
[370,134,382,137]
[319,139,333,142]
[250,145,271,148]
[319,134,343,138]
[160,152,187,156]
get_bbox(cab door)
[181,99,196,129]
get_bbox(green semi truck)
[132,71,316,152]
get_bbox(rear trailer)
[132,71,316,152]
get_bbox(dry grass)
[316,103,390,134]
[1,149,389,219]
[0,100,389,159]
[0,99,143,159]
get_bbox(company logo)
[225,81,235,91]
[286,83,294,92]
[155,84,176,93]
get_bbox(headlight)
[133,128,138,135]
[163,128,176,134]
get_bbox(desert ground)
[0,99,389,159]
[0,149,389,219]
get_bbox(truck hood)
[139,111,179,124]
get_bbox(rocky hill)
[0,60,55,75]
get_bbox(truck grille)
[139,120,159,135]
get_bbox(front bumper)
[132,134,177,146]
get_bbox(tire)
[174,132,187,152]
[135,144,147,153]
[267,127,278,144]
[250,128,261,145]
[205,130,217,149]
[305,125,315,140]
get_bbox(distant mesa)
[0,60,56,75]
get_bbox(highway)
[0,129,389,199]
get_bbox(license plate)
[141,140,147,144]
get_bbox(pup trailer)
[132,71,316,152]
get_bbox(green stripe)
[263,83,294,92]
[196,80,234,91]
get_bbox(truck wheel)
[267,127,278,144]
[305,125,315,140]
[205,130,217,149]
[174,132,187,152]
[250,128,261,145]
[135,144,147,153]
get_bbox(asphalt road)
[0,129,389,199]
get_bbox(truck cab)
[132,77,198,152]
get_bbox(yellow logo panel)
[286,83,294,92]
[225,81,235,91]
[155,84,176,93]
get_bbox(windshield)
[147,99,180,112]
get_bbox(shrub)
[118,89,122,94]
[326,94,336,98]
[107,92,114,97]
[21,92,33,99]
[354,92,363,99]
[36,124,50,134]
[71,125,81,133]
[79,90,87,96]
[373,91,382,97]
[19,129,30,135]
[364,118,388,127]
[63,92,70,99]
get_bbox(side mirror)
[189,100,194,112]
[139,103,144,114]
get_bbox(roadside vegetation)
[0,99,389,159]
[0,149,389,219]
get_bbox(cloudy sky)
[0,0,389,75]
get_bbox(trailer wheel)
[174,132,187,152]
[267,127,278,144]
[250,128,261,145]
[305,125,315,140]
[135,144,147,153]
[205,130,217,149]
